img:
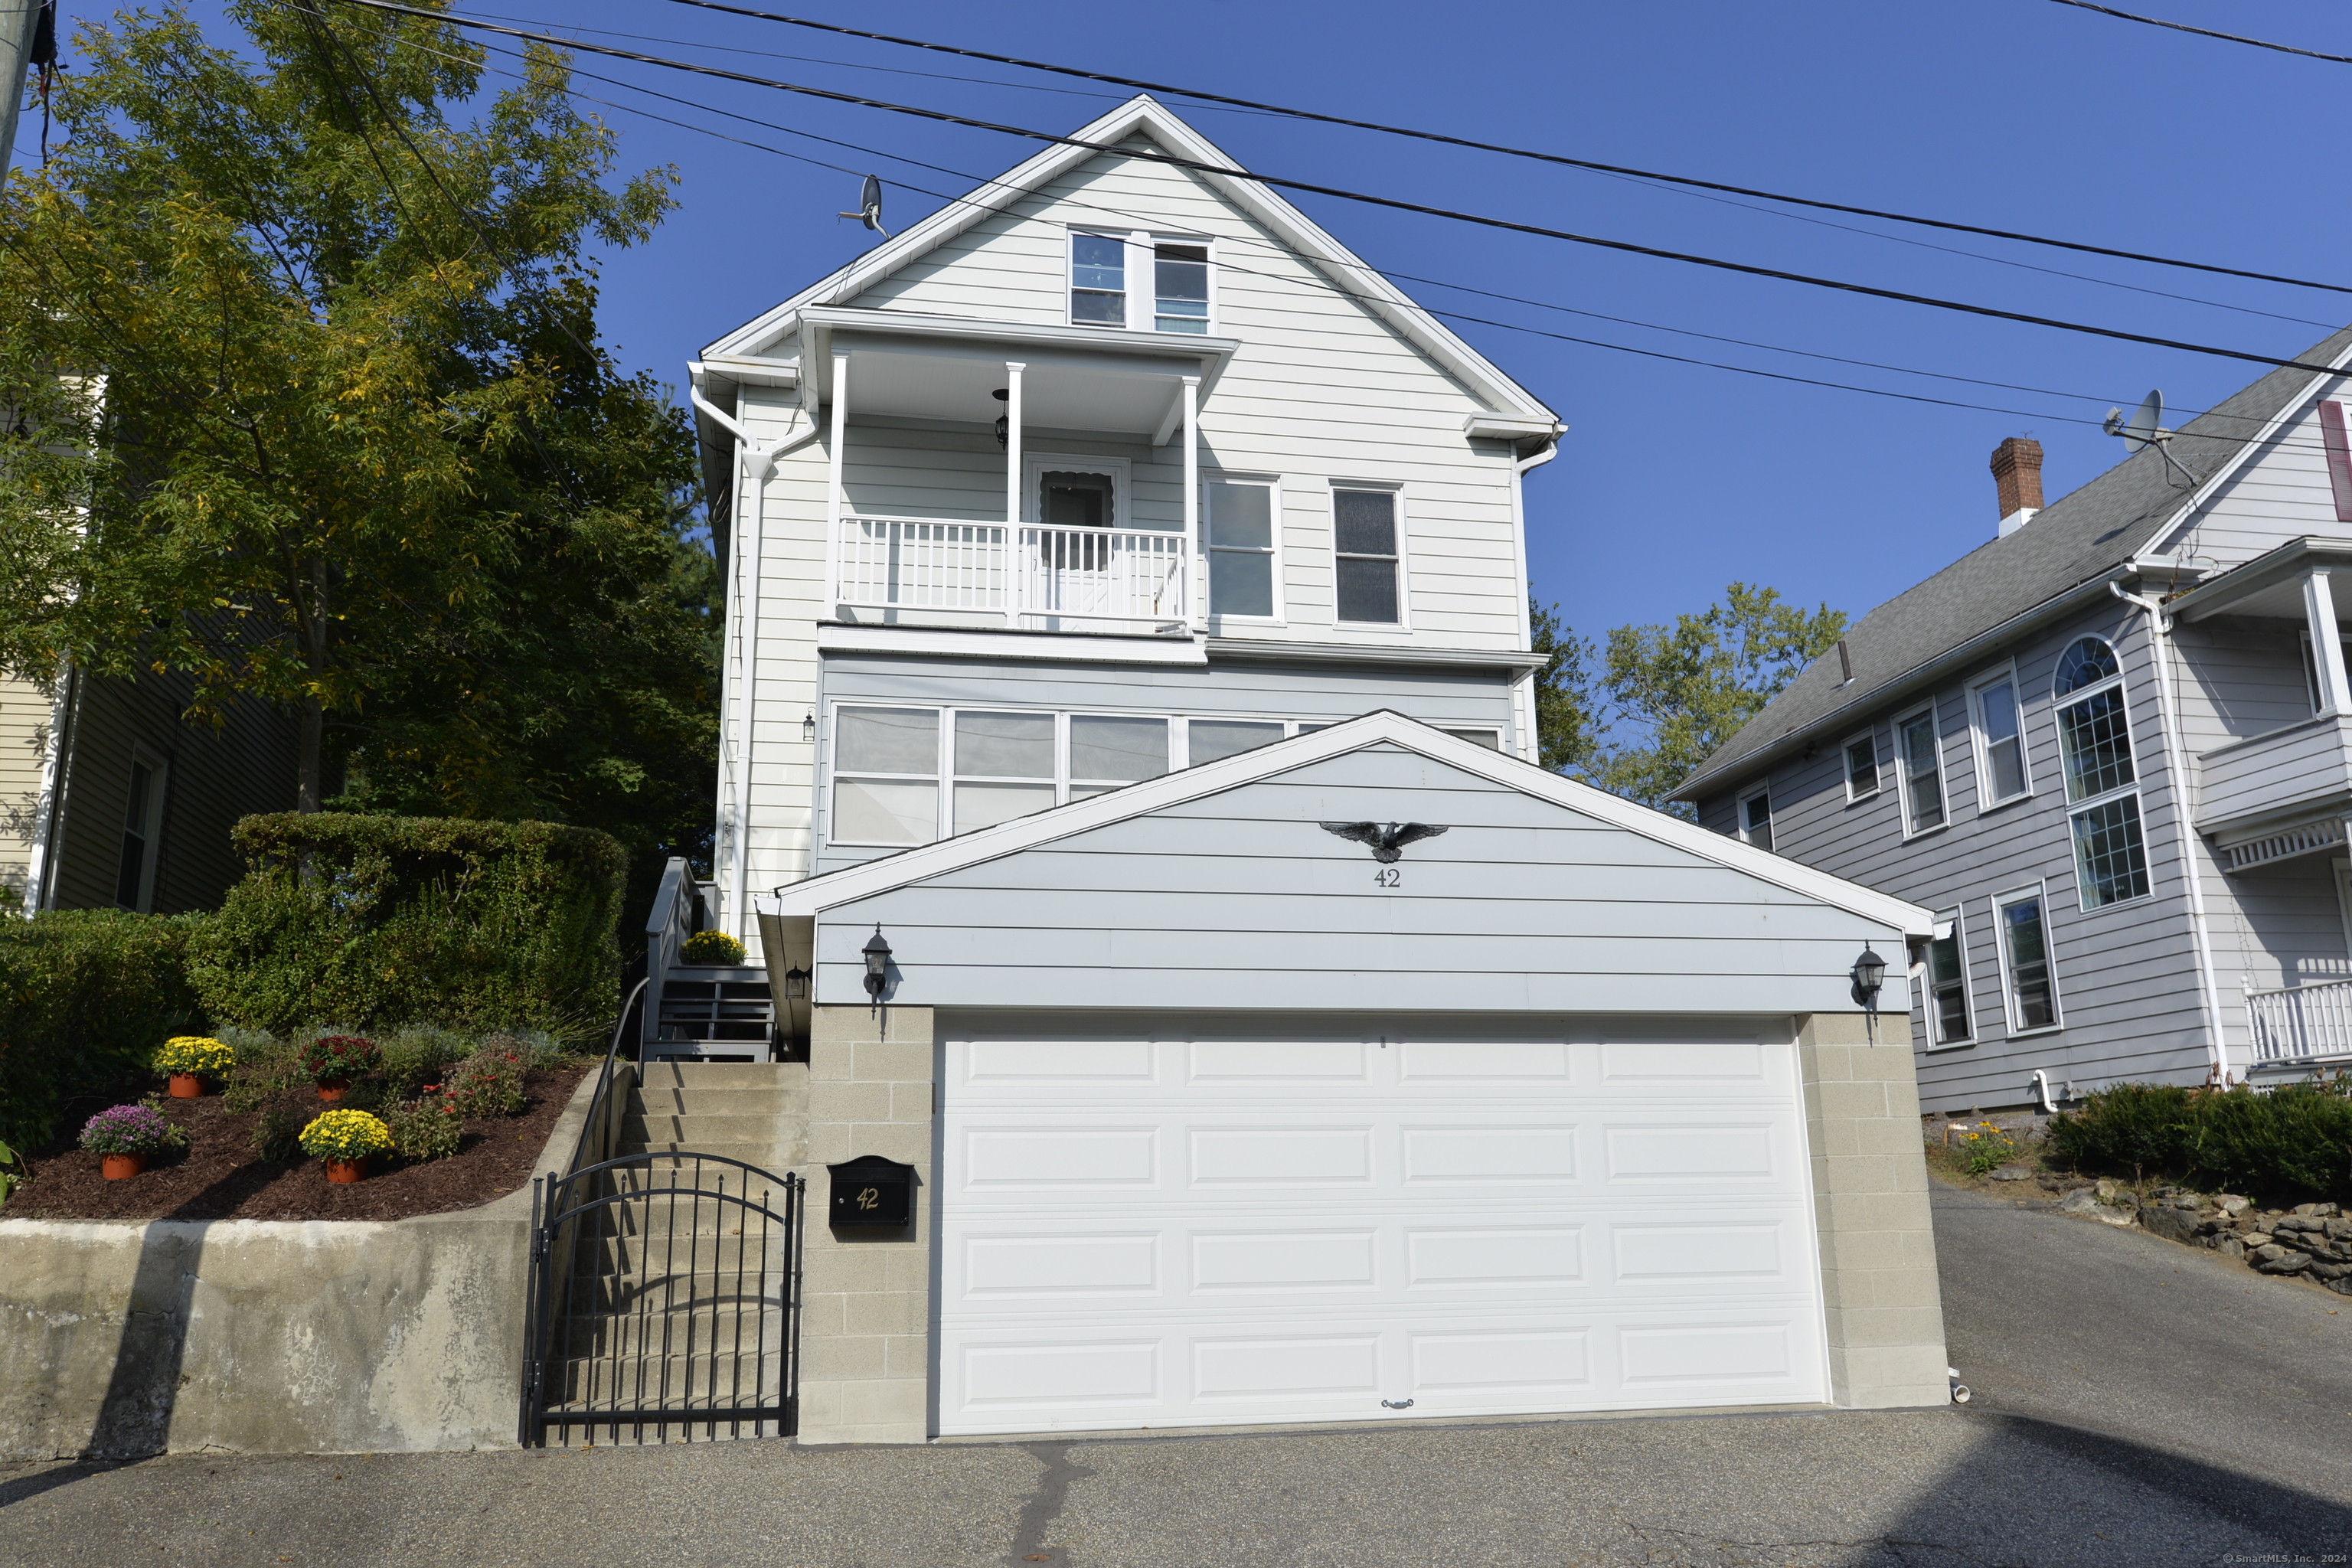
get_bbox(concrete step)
[607,1142,804,1177]
[619,1112,795,1147]
[635,1063,794,1091]
[553,1305,779,1357]
[627,1086,797,1118]
[565,1230,789,1276]
[546,1268,783,1315]
[549,1351,788,1406]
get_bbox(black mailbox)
[828,1155,915,1228]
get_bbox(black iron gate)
[521,1153,804,1446]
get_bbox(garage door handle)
[1380,1398,1414,1410]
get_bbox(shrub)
[2049,1076,2352,1200]
[78,1104,178,1157]
[152,1036,235,1079]
[222,1034,305,1114]
[250,1103,304,1162]
[446,1043,528,1118]
[379,1026,471,1099]
[384,1091,465,1161]
[300,1034,382,1084]
[187,813,626,1039]
[299,1109,393,1162]
[0,910,206,1155]
[679,929,745,966]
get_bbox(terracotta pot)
[325,1156,367,1184]
[167,1073,202,1099]
[100,1152,146,1181]
[316,1080,348,1103]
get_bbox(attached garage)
[756,712,1946,1445]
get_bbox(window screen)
[2001,894,2059,1030]
[833,707,939,844]
[1070,714,1169,798]
[1187,719,1285,765]
[1333,489,1399,623]
[952,711,1056,833]
[1207,479,1275,617]
[1976,677,2028,803]
[1900,710,1944,833]
[1154,242,1209,333]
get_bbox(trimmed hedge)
[0,910,206,1155]
[2047,1078,2352,1201]
[187,813,626,1039]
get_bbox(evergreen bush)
[0,910,206,1155]
[188,813,626,1040]
[2048,1077,2352,1200]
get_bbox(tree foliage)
[0,1,715,886]
[1528,584,1847,813]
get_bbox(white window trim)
[1893,701,1948,840]
[1142,231,1217,336]
[1965,662,2034,813]
[1991,882,2064,1037]
[1736,783,1773,851]
[825,702,949,849]
[1921,905,1975,1053]
[1327,479,1412,633]
[2066,786,2155,913]
[1841,728,1881,804]
[1202,470,1284,626]
[116,745,168,914]
[2050,635,2152,913]
[1066,229,1132,330]
[1023,452,1137,529]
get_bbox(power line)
[637,0,2352,301]
[333,0,2352,380]
[2043,0,2352,65]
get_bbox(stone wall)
[2076,1185,2352,1291]
[0,1072,603,1459]
[1796,1011,1952,1410]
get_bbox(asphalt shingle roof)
[1673,325,2352,802]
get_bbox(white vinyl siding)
[1895,704,1945,837]
[1994,885,2061,1034]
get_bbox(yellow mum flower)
[299,1109,394,1161]
[153,1035,235,1077]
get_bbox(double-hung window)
[832,707,942,845]
[1738,787,1773,852]
[1154,242,1210,332]
[952,711,1057,833]
[1925,908,1971,1046]
[1333,488,1402,625]
[113,754,166,912]
[1968,668,2031,808]
[1896,704,1946,835]
[1995,886,2061,1031]
[1070,233,1127,326]
[1206,478,1277,618]
[1844,732,1880,802]
[2052,635,2150,909]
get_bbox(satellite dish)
[838,175,890,238]
[2102,389,2169,454]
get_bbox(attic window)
[1155,242,1210,333]
[1070,233,1126,326]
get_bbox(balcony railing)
[2244,977,2352,1063]
[835,515,1189,625]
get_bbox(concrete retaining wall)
[0,1070,609,1459]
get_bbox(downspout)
[2112,577,2231,1083]
[691,384,820,944]
[1509,435,1560,764]
[23,658,79,913]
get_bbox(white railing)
[834,516,1188,624]
[2244,977,2352,1063]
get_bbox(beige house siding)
[0,672,57,903]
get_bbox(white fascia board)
[761,708,1934,938]
[1205,636,1550,671]
[819,622,1208,665]
[800,308,1240,404]
[698,96,1557,426]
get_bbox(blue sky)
[65,0,2352,642]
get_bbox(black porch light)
[862,924,893,1001]
[783,963,810,1001]
[802,710,818,746]
[1849,945,1887,1010]
[992,387,1010,449]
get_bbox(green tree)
[1528,597,1600,775]
[0,0,707,864]
[1594,583,1846,811]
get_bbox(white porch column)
[1004,361,1024,621]
[2308,570,2350,717]
[1181,374,1200,626]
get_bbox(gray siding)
[812,743,1911,1017]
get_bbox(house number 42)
[1373,867,1401,888]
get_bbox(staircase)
[525,1062,808,1446]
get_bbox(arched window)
[2051,635,2149,908]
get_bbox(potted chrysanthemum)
[300,1034,381,1102]
[299,1109,393,1183]
[153,1035,235,1099]
[79,1104,179,1180]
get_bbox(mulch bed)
[7,1065,590,1222]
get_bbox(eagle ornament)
[1319,821,1449,863]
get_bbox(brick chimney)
[1991,436,2044,537]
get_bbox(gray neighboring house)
[1678,325,2352,1116]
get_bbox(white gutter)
[2112,578,2233,1084]
[690,379,822,942]
[1508,436,1560,765]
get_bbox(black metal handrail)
[564,975,649,1184]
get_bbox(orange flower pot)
[100,1152,146,1181]
[167,1073,202,1099]
[316,1081,348,1103]
[325,1156,367,1184]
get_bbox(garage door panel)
[961,1232,1161,1298]
[965,1038,1158,1081]
[1602,1122,1785,1183]
[1400,1123,1579,1183]
[1187,1039,1368,1080]
[1192,1334,1381,1402]
[1399,1040,1576,1080]
[1406,1225,1586,1288]
[1609,1220,1795,1284]
[961,1126,1161,1188]
[1409,1328,1592,1396]
[1189,1230,1380,1292]
[1600,1039,1771,1084]
[1187,1125,1374,1185]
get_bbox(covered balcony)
[806,307,1240,634]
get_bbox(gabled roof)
[760,709,1932,936]
[697,95,1557,426]
[1675,323,2352,802]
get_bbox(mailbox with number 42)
[828,1155,916,1228]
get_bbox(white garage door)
[936,1029,1828,1436]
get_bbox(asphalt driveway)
[2,1182,2347,1567]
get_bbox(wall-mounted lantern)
[782,963,810,1001]
[863,924,893,1004]
[992,387,1010,449]
[802,710,818,746]
[1850,945,1887,1011]
[828,1154,915,1229]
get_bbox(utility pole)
[0,1,53,171]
